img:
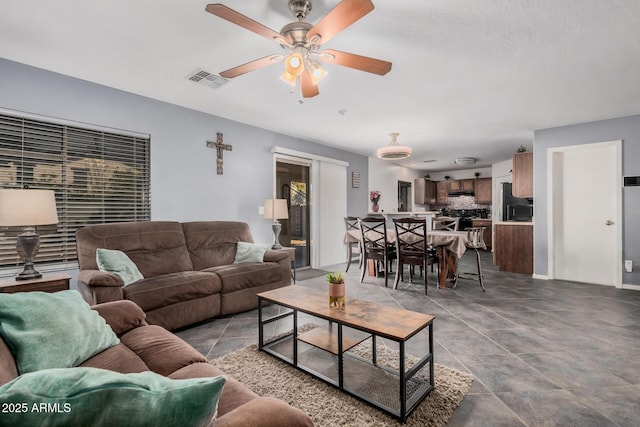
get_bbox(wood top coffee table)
[257,286,435,422]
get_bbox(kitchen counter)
[493,221,533,226]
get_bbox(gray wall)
[534,114,640,285]
[0,57,369,278]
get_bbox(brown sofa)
[76,221,291,330]
[0,300,313,426]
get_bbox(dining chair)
[343,216,362,272]
[432,217,460,231]
[455,227,487,291]
[358,217,396,288]
[392,217,437,294]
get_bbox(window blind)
[0,113,151,270]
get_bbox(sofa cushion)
[76,221,194,277]
[0,367,226,427]
[0,290,119,374]
[120,325,208,377]
[182,221,255,270]
[234,242,269,264]
[96,248,144,285]
[123,271,222,312]
[79,343,149,374]
[204,263,284,294]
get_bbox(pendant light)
[377,132,412,160]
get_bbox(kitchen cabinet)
[474,178,492,204]
[448,179,474,194]
[493,222,533,274]
[436,181,449,205]
[512,152,533,198]
[414,179,436,205]
[471,219,492,249]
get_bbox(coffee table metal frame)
[257,286,435,422]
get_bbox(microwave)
[507,204,533,221]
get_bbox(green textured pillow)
[234,242,269,264]
[0,290,119,374]
[0,367,226,427]
[96,248,144,286]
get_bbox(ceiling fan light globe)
[307,61,327,84]
[280,70,297,86]
[285,53,305,77]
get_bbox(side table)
[0,272,71,294]
[279,247,297,284]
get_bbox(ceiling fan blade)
[219,55,283,79]
[301,71,319,98]
[307,0,374,45]
[319,49,392,75]
[205,4,285,43]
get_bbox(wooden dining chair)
[392,217,437,294]
[343,216,362,272]
[358,217,396,288]
[432,217,460,231]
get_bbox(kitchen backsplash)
[433,195,491,212]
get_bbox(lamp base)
[271,221,282,250]
[15,228,42,281]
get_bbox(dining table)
[345,229,473,288]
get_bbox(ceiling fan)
[205,0,392,98]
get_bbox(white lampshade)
[0,189,59,227]
[263,199,289,220]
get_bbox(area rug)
[212,339,472,426]
[295,268,332,281]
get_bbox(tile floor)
[176,251,640,426]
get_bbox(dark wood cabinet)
[471,219,492,249]
[436,181,449,205]
[414,179,436,205]
[448,179,474,194]
[474,178,492,204]
[512,152,533,198]
[493,223,533,274]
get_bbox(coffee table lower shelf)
[258,299,434,422]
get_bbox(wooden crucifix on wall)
[206,132,232,175]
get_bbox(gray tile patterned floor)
[176,251,640,426]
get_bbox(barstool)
[455,227,487,292]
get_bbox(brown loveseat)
[76,221,291,330]
[0,299,313,427]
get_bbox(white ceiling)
[2,0,640,171]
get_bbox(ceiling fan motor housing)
[289,0,312,20]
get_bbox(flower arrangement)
[369,190,381,204]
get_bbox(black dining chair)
[358,217,396,288]
[343,216,362,272]
[455,227,487,292]
[392,217,437,294]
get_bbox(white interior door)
[317,161,347,268]
[548,141,621,286]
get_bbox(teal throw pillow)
[96,248,144,286]
[234,242,269,264]
[0,290,119,374]
[0,367,226,427]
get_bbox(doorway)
[398,181,411,212]
[548,140,622,286]
[276,160,311,268]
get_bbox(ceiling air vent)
[186,68,229,89]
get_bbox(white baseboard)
[532,274,548,280]
[621,283,640,291]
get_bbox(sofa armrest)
[79,269,124,287]
[263,250,289,263]
[215,397,313,427]
[91,300,147,336]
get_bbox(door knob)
[605,220,614,226]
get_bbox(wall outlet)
[625,260,633,273]
[258,206,264,216]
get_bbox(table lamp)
[263,199,288,249]
[0,189,59,280]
